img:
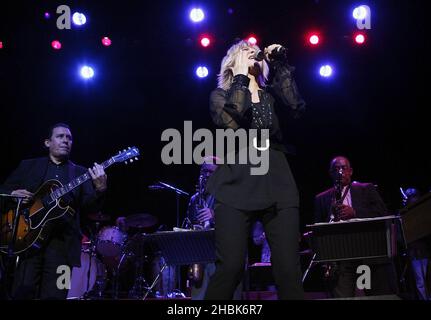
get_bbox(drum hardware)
[126,233,159,299]
[96,226,127,257]
[68,229,106,300]
[142,263,168,300]
[124,213,158,230]
[128,253,152,299]
[82,223,106,299]
[88,211,111,222]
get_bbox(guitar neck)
[51,158,114,201]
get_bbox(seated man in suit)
[314,156,397,298]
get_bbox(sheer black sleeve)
[268,60,306,119]
[209,74,253,129]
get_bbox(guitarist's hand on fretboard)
[89,162,108,193]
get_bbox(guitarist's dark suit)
[0,157,105,299]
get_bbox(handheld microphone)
[253,46,287,62]
[253,50,265,61]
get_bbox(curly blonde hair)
[217,40,269,90]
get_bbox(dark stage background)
[0,0,428,231]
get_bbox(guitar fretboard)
[50,158,114,201]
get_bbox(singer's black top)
[206,59,306,211]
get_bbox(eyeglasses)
[330,165,351,172]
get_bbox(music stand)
[144,229,216,265]
[138,229,216,299]
[0,193,26,299]
[302,215,400,283]
[399,192,431,244]
[148,181,190,293]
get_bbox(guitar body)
[0,180,73,255]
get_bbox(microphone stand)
[156,182,189,228]
[148,182,189,297]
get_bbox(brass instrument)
[329,168,344,223]
[186,174,210,285]
[324,168,344,280]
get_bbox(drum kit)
[67,211,161,300]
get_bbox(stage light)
[72,12,87,26]
[102,37,112,47]
[80,66,94,79]
[0,41,3,49]
[354,33,366,44]
[44,12,50,19]
[247,36,257,46]
[190,8,205,22]
[353,6,368,20]
[51,40,62,50]
[309,34,320,45]
[200,36,210,47]
[319,65,333,78]
[196,66,209,78]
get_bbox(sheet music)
[307,215,399,227]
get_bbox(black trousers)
[205,201,304,300]
[12,238,71,300]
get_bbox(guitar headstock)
[113,147,140,164]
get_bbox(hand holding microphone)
[252,44,287,62]
[265,44,287,62]
[232,48,251,76]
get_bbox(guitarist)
[0,123,107,299]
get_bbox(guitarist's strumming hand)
[11,189,34,205]
[88,162,107,193]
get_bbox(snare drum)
[96,226,127,257]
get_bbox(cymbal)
[88,212,111,221]
[125,213,158,229]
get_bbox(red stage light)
[102,37,112,47]
[51,40,62,50]
[309,34,320,45]
[200,37,210,47]
[354,33,366,44]
[247,36,257,45]
[0,41,3,49]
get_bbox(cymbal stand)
[82,222,104,299]
[142,263,168,300]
